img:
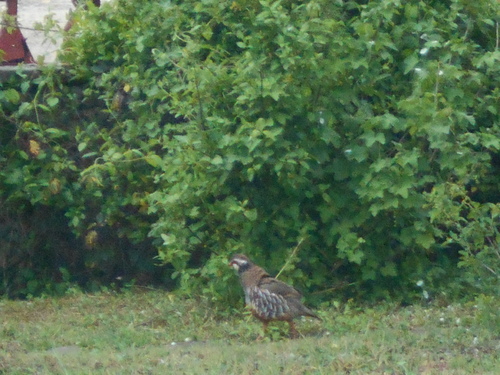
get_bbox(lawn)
[0,289,498,374]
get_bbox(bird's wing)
[258,276,302,299]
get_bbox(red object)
[0,0,36,65]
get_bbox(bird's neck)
[241,266,269,287]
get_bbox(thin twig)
[311,282,358,295]
[275,237,305,280]
[481,262,497,276]
[0,22,60,33]
[496,21,499,51]
[194,73,207,131]
[434,62,440,108]
[485,236,500,259]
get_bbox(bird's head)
[229,254,252,273]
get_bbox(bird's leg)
[261,321,269,338]
[288,320,299,339]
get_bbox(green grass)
[0,289,498,374]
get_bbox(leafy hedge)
[1,0,499,301]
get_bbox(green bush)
[1,0,499,301]
[0,67,163,297]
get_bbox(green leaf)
[4,88,20,103]
[403,54,419,74]
[362,130,386,147]
[78,142,87,152]
[47,97,59,107]
[380,262,397,277]
[145,154,163,167]
[414,232,435,249]
[243,208,258,221]
[211,155,223,165]
[161,233,176,246]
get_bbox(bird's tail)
[303,307,322,321]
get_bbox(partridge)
[229,254,320,338]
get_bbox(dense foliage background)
[1,0,499,302]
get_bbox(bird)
[229,253,320,339]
